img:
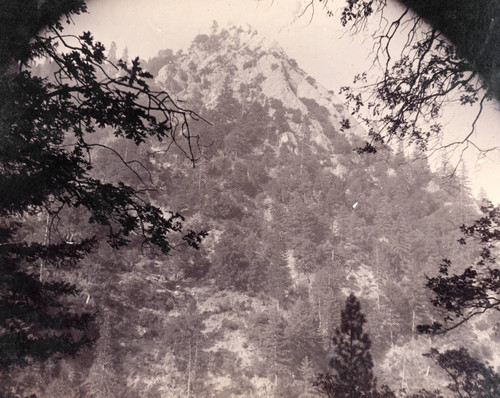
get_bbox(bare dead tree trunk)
[191,339,198,394]
[375,242,381,311]
[187,341,192,398]
[318,296,323,331]
[411,309,416,341]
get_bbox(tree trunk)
[192,339,198,393]
[411,309,416,341]
[187,341,192,398]
[374,242,381,311]
[318,297,322,331]
[40,212,50,282]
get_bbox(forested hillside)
[6,25,499,398]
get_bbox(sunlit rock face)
[155,24,360,156]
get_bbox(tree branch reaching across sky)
[304,0,500,160]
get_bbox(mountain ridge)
[154,25,358,149]
[10,23,500,398]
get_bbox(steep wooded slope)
[7,25,499,398]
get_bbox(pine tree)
[84,314,119,398]
[478,187,489,203]
[284,298,323,370]
[310,265,344,342]
[260,229,292,303]
[107,41,118,64]
[315,293,377,398]
[298,356,316,395]
[260,308,288,386]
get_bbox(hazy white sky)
[72,0,368,87]
[68,0,500,203]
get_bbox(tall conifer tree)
[315,293,377,398]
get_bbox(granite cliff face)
[157,26,342,110]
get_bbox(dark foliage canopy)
[0,0,206,369]
[311,0,500,155]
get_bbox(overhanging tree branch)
[0,0,208,369]
[307,0,499,158]
[418,201,500,334]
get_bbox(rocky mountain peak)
[214,25,285,55]
[154,24,359,155]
